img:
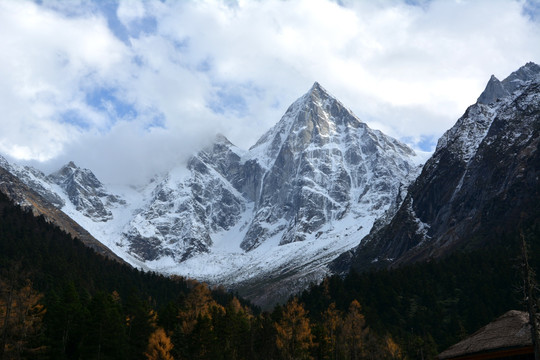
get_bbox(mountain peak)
[346,61,540,272]
[515,61,540,75]
[50,161,99,187]
[309,81,323,93]
[501,61,540,94]
[306,81,332,102]
[213,133,233,146]
[477,75,508,104]
[0,155,10,170]
[477,62,540,104]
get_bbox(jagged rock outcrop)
[0,157,124,262]
[338,62,540,273]
[122,83,421,264]
[48,161,124,222]
[123,135,247,261]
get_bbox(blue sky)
[1,0,539,184]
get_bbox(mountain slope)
[123,136,248,262]
[0,157,123,262]
[340,62,540,272]
[48,161,125,222]
[240,82,419,251]
[129,83,422,305]
[0,83,423,306]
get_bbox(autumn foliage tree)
[145,327,174,360]
[177,283,216,335]
[319,303,342,360]
[275,298,314,360]
[0,274,45,360]
[340,300,369,360]
[173,283,225,359]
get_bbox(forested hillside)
[301,242,525,358]
[1,188,538,359]
[0,191,400,359]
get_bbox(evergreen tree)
[81,291,127,360]
[250,312,278,360]
[45,282,88,359]
[125,292,157,360]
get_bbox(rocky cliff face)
[240,82,419,251]
[123,136,248,262]
[48,161,125,222]
[339,62,540,272]
[120,83,421,270]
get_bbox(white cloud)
[135,0,540,145]
[0,0,539,184]
[0,1,129,161]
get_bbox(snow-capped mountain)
[48,161,126,222]
[0,82,423,305]
[337,62,540,272]
[240,82,420,251]
[0,156,124,262]
[124,136,248,262]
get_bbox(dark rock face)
[342,62,540,272]
[48,162,124,222]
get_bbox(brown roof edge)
[438,310,532,360]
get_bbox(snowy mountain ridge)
[0,83,423,305]
[338,62,540,272]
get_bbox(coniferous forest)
[1,189,538,360]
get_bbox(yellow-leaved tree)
[275,297,314,360]
[340,300,369,360]
[177,283,218,334]
[1,276,46,359]
[321,302,342,360]
[145,327,174,360]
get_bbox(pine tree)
[45,282,87,359]
[275,298,314,360]
[219,297,252,360]
[81,291,127,360]
[145,327,174,360]
[125,293,156,360]
[189,314,216,360]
